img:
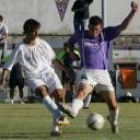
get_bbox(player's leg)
[36,85,62,121]
[51,88,65,103]
[36,85,69,135]
[58,69,94,118]
[93,70,119,133]
[99,87,119,133]
[83,93,92,109]
[59,82,93,118]
[71,82,93,117]
[49,72,72,115]
[70,68,94,117]
[42,72,70,134]
[29,77,69,136]
[49,71,66,103]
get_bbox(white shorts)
[75,69,114,93]
[28,71,63,94]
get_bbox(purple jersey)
[69,26,121,70]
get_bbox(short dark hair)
[0,15,3,22]
[89,16,102,26]
[23,19,41,34]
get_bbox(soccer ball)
[86,113,105,130]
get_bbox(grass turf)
[0,103,139,140]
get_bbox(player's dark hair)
[23,19,41,34]
[0,15,3,22]
[89,16,102,26]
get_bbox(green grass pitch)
[0,103,140,140]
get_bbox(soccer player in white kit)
[0,19,70,136]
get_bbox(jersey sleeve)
[103,26,121,41]
[44,41,56,61]
[68,32,80,48]
[3,46,21,71]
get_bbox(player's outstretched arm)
[0,69,9,91]
[52,59,68,72]
[118,1,138,32]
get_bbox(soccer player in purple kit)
[59,1,138,133]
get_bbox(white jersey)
[3,38,56,79]
[0,23,9,44]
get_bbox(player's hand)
[131,1,138,12]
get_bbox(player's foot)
[57,103,74,118]
[56,116,70,127]
[50,131,62,137]
[107,116,118,133]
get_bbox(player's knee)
[77,84,92,100]
[35,86,49,98]
[52,89,65,102]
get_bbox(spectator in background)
[56,42,80,102]
[0,15,8,65]
[6,44,25,104]
[56,42,72,87]
[118,91,139,103]
[71,0,94,32]
[9,62,24,104]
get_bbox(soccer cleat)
[50,131,62,137]
[107,116,118,134]
[57,103,74,118]
[56,116,70,127]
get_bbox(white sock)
[52,120,59,132]
[52,125,59,132]
[43,95,62,121]
[109,108,119,125]
[71,99,83,117]
[83,94,92,107]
